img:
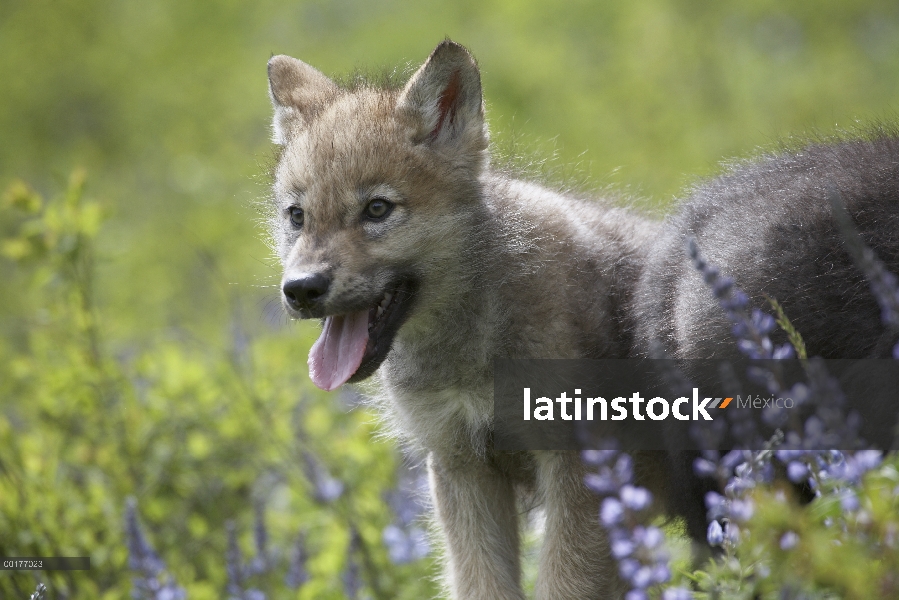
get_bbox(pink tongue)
[308,311,371,391]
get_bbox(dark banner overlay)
[0,557,91,570]
[494,359,899,452]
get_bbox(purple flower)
[383,462,431,564]
[724,522,741,545]
[611,537,635,559]
[721,450,747,471]
[651,563,671,584]
[786,461,809,483]
[662,588,694,600]
[853,449,883,472]
[383,525,430,565]
[640,526,664,549]
[839,490,860,513]
[246,502,269,576]
[772,343,795,359]
[704,491,726,519]
[124,498,187,600]
[584,471,620,495]
[285,531,310,589]
[226,521,245,597]
[779,531,800,550]
[631,565,653,589]
[615,454,634,482]
[302,452,344,503]
[601,497,625,526]
[728,499,754,522]
[620,485,653,511]
[688,237,792,362]
[618,558,641,580]
[386,465,430,526]
[690,237,887,557]
[224,519,269,600]
[584,446,675,598]
[692,457,717,477]
[582,448,619,466]
[706,520,724,546]
[342,529,363,600]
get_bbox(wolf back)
[635,132,899,361]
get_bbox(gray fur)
[267,39,899,599]
[633,129,899,361]
[630,130,899,546]
[268,40,648,598]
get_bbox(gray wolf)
[266,39,899,598]
[634,135,899,362]
[266,40,650,598]
[632,136,899,549]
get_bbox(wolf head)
[268,41,490,391]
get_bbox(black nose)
[283,273,331,311]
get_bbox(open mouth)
[307,278,417,391]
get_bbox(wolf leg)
[535,451,622,599]
[428,451,525,600]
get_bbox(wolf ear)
[397,41,487,151]
[268,55,338,144]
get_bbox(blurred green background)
[1,0,898,597]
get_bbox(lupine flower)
[728,498,754,522]
[302,451,344,503]
[284,531,310,590]
[585,453,634,496]
[688,231,899,598]
[786,460,809,483]
[226,521,243,596]
[342,528,363,599]
[383,461,431,564]
[779,531,800,550]
[662,587,694,600]
[598,225,899,595]
[601,497,625,526]
[225,520,267,600]
[687,237,794,363]
[764,200,899,512]
[247,501,270,576]
[839,490,860,512]
[620,485,652,511]
[582,448,619,466]
[382,524,430,564]
[706,520,724,547]
[723,522,741,545]
[583,447,674,595]
[124,497,187,600]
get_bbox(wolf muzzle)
[282,273,331,312]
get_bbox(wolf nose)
[283,273,331,311]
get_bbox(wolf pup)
[267,40,653,598]
[634,135,899,362]
[629,132,899,553]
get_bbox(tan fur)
[268,41,657,599]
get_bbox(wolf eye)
[288,206,304,228]
[364,197,393,220]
